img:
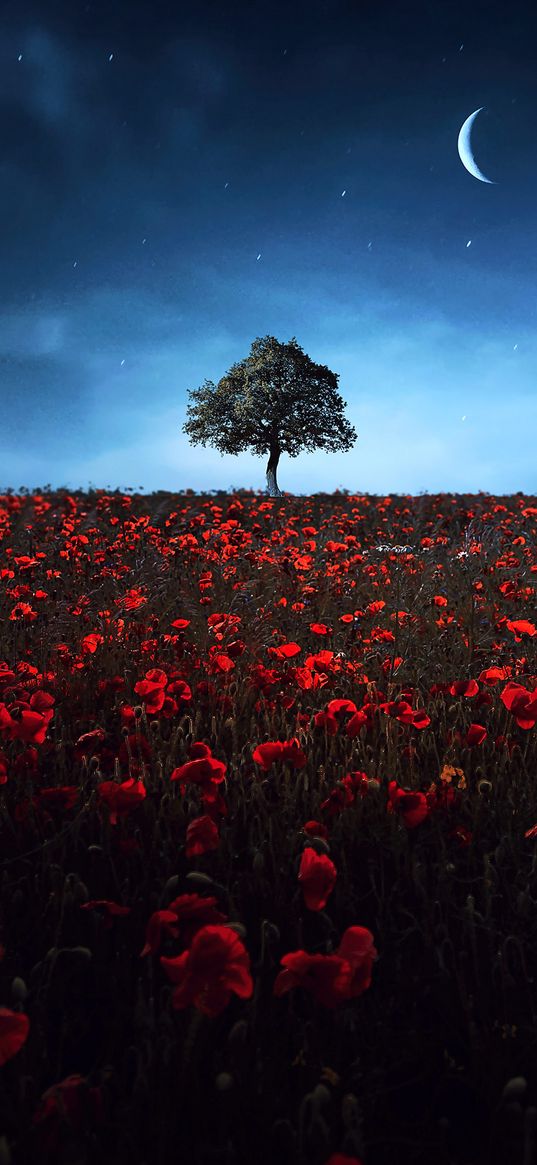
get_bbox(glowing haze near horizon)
[1,0,537,497]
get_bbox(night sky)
[1,0,536,496]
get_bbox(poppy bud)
[89,756,100,770]
[303,835,330,856]
[478,779,492,794]
[161,875,180,902]
[262,921,280,946]
[121,726,130,737]
[134,706,143,718]
[310,1084,331,1110]
[215,1072,234,1091]
[150,721,159,733]
[306,1113,329,1153]
[341,1092,362,1130]
[185,872,216,889]
[270,1118,297,1153]
[225,922,247,939]
[227,1020,248,1052]
[501,1076,527,1103]
[74,882,89,905]
[252,850,264,875]
[11,976,27,1003]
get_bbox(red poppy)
[313,711,339,736]
[166,893,228,946]
[325,1155,365,1165]
[80,900,131,929]
[298,847,337,911]
[449,679,480,697]
[186,815,220,858]
[170,755,226,791]
[506,619,537,642]
[303,820,330,840]
[336,926,378,997]
[160,924,253,1017]
[140,910,180,957]
[273,950,351,1008]
[465,723,487,747]
[500,682,537,730]
[31,1073,104,1153]
[387,781,430,828]
[0,1007,29,1066]
[97,777,146,825]
[252,739,307,771]
[38,786,79,811]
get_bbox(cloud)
[0,310,67,357]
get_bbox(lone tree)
[182,335,358,496]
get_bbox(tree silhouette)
[182,335,358,495]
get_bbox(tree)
[181,335,358,496]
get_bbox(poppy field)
[0,485,536,1165]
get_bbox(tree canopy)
[182,335,358,494]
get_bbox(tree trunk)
[266,446,284,497]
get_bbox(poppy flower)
[186,815,220,858]
[273,951,351,1008]
[325,1155,365,1165]
[465,723,487,747]
[31,1073,104,1155]
[170,755,226,791]
[336,926,378,998]
[387,781,430,828]
[80,900,131,929]
[140,910,180,957]
[298,847,337,911]
[160,924,253,1018]
[166,894,228,946]
[97,777,146,825]
[500,682,537,730]
[0,1007,29,1066]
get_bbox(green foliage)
[182,335,358,458]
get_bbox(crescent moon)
[457,107,497,184]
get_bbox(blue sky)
[1,0,536,496]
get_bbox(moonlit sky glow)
[1,0,536,495]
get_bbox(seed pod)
[11,977,27,1003]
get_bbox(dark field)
[0,486,536,1165]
